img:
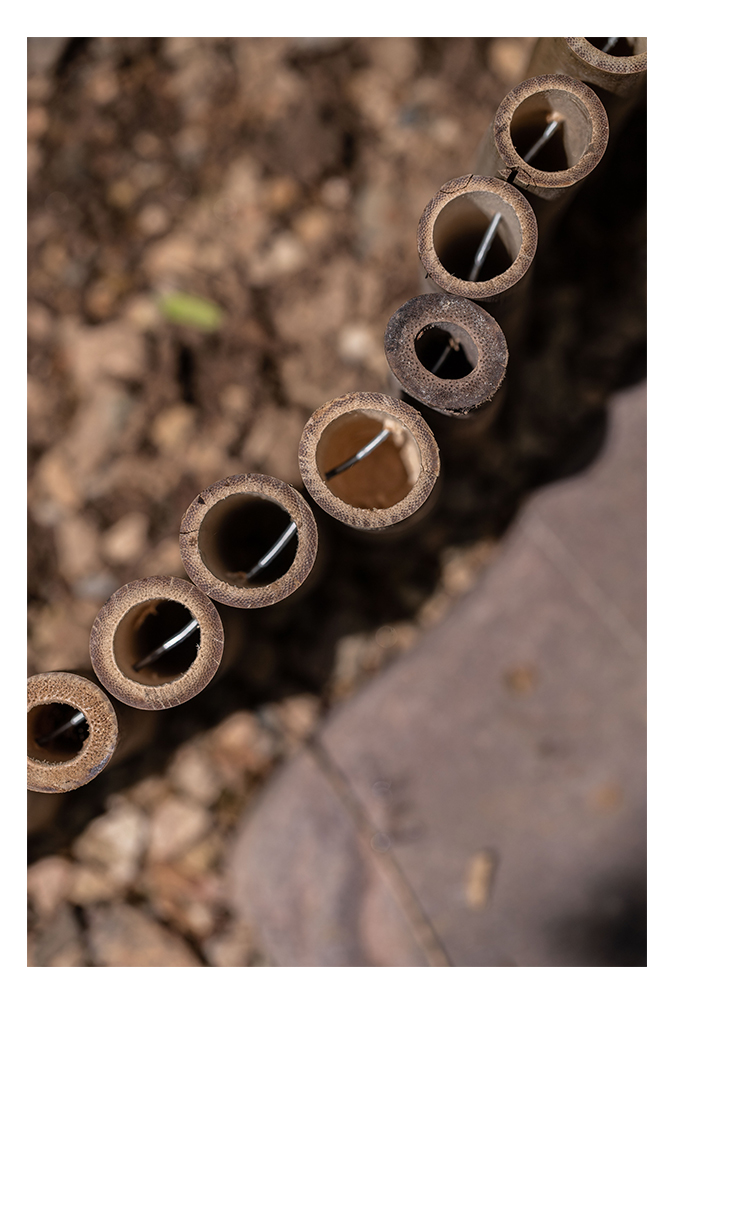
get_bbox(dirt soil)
[27,37,646,966]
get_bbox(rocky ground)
[27,37,645,965]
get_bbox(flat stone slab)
[230,383,646,966]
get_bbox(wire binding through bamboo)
[488,75,609,202]
[527,37,647,101]
[89,576,224,710]
[27,671,119,793]
[384,294,508,418]
[179,473,318,609]
[298,392,440,531]
[417,175,537,306]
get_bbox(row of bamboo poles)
[28,37,647,796]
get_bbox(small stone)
[272,695,320,746]
[101,511,150,565]
[107,178,137,210]
[87,903,201,966]
[504,664,538,695]
[68,864,125,905]
[27,302,54,343]
[337,322,378,367]
[27,106,49,139]
[32,904,86,967]
[148,795,212,864]
[248,232,306,286]
[54,514,101,584]
[72,796,149,886]
[167,747,222,807]
[177,831,225,877]
[320,177,350,209]
[87,67,119,106]
[203,920,258,967]
[465,850,499,910]
[27,857,73,920]
[150,403,194,455]
[133,130,162,158]
[137,203,171,237]
[122,294,161,331]
[219,383,250,417]
[208,711,278,777]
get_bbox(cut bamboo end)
[298,392,440,531]
[529,38,647,99]
[384,294,508,418]
[180,473,318,609]
[27,672,119,793]
[417,175,537,304]
[89,576,224,710]
[492,75,609,201]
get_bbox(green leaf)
[158,292,223,332]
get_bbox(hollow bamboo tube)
[474,74,609,204]
[27,672,119,793]
[180,473,318,609]
[298,392,440,532]
[526,38,647,117]
[383,293,508,419]
[416,175,537,349]
[89,576,224,710]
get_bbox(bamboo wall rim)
[27,671,119,793]
[493,75,609,196]
[417,175,537,302]
[179,473,318,609]
[89,576,224,710]
[298,392,440,531]
[564,37,647,76]
[384,294,508,417]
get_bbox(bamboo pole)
[526,38,646,127]
[416,174,537,349]
[298,392,440,532]
[474,74,609,212]
[89,576,224,710]
[180,473,318,609]
[383,293,508,419]
[27,672,119,794]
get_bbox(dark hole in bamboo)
[414,324,477,380]
[113,599,201,684]
[197,495,299,588]
[587,37,634,58]
[510,101,571,171]
[432,197,515,282]
[27,702,89,763]
[315,411,420,510]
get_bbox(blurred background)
[27,37,646,966]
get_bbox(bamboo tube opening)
[414,325,477,379]
[586,37,641,58]
[299,392,440,530]
[28,702,89,762]
[90,577,224,710]
[493,77,609,199]
[316,411,419,508]
[384,294,508,417]
[433,196,516,282]
[113,599,200,684]
[27,672,119,793]
[180,474,318,609]
[418,176,537,303]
